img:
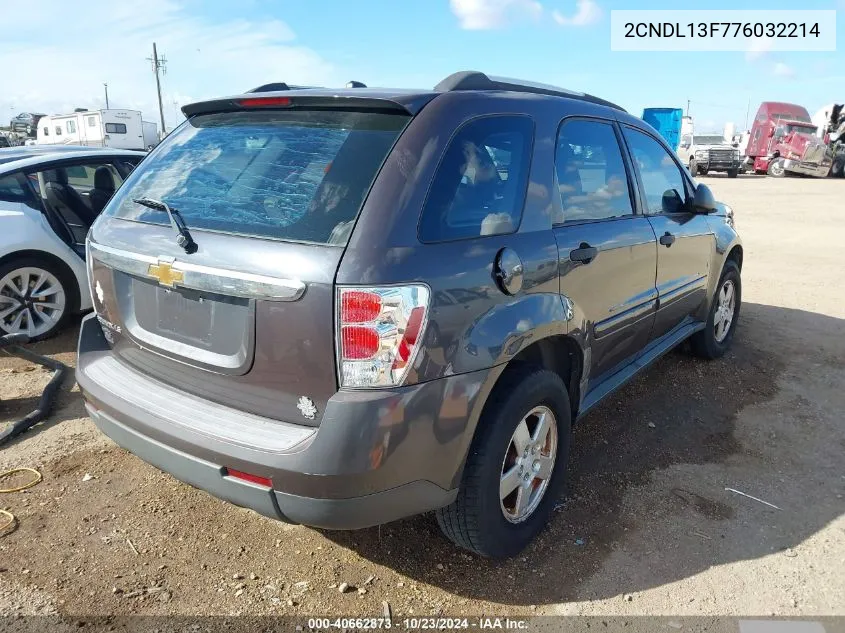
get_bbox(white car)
[0,147,144,339]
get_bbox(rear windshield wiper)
[132,197,198,254]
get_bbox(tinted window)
[419,115,533,243]
[67,120,77,134]
[60,163,124,190]
[555,119,633,223]
[43,127,50,136]
[106,109,409,245]
[624,127,688,215]
[0,173,27,203]
[55,126,62,135]
[105,123,127,134]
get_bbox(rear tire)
[436,366,571,558]
[0,255,78,341]
[690,260,741,360]
[830,156,844,178]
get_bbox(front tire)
[768,158,786,177]
[0,256,77,340]
[830,156,844,178]
[436,366,571,558]
[690,260,741,360]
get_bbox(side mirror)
[692,183,718,214]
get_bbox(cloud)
[772,62,795,78]
[1,0,338,131]
[744,38,772,62]
[449,0,543,30]
[552,0,602,26]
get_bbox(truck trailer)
[36,109,158,151]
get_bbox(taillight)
[336,285,430,388]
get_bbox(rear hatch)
[87,101,411,425]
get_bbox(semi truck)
[745,101,844,178]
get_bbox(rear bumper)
[76,314,490,529]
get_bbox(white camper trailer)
[36,109,158,150]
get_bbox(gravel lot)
[1,174,843,620]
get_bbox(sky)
[1,0,842,135]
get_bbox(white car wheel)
[0,264,69,339]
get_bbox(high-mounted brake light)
[337,286,430,388]
[238,96,292,108]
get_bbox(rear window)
[105,123,127,134]
[105,109,409,245]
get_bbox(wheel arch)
[448,333,584,489]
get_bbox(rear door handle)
[659,232,676,247]
[569,243,598,264]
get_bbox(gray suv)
[77,72,743,558]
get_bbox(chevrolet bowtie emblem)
[148,260,184,288]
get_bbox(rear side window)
[106,109,409,245]
[105,123,127,134]
[418,115,533,243]
[555,119,633,223]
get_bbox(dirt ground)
[1,174,843,622]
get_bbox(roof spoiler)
[434,71,626,112]
[182,94,413,118]
[246,82,322,93]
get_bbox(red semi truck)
[745,101,844,178]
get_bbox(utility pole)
[104,83,109,109]
[744,97,751,132]
[686,99,691,117]
[147,43,167,135]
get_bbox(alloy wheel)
[0,267,66,338]
[714,279,736,343]
[499,406,558,523]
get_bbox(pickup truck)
[678,134,742,178]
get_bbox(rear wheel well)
[501,336,582,421]
[0,249,81,313]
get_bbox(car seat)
[44,168,97,241]
[89,166,116,215]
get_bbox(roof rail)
[433,71,626,112]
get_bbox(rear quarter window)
[105,109,409,245]
[418,115,534,243]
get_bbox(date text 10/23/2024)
[610,10,836,52]
[307,617,530,630]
